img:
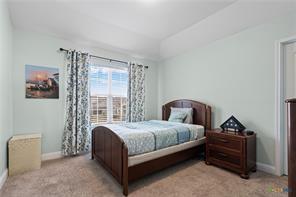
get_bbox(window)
[90,60,128,125]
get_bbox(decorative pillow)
[168,111,188,123]
[170,107,193,124]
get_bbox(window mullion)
[108,69,112,123]
[96,96,98,124]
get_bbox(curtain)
[62,50,90,156]
[126,63,146,122]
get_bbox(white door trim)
[275,35,296,176]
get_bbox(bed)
[91,99,211,195]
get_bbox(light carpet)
[0,154,288,197]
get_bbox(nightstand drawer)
[208,148,241,167]
[207,135,241,152]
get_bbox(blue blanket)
[103,120,202,156]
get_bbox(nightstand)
[205,129,256,179]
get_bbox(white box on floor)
[8,134,41,176]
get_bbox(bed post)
[122,144,129,196]
[206,105,212,130]
[91,129,94,160]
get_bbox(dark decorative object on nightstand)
[220,115,246,132]
[206,129,256,179]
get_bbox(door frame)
[275,35,296,176]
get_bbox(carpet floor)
[0,154,288,197]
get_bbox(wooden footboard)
[92,126,126,185]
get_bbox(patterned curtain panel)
[126,63,146,122]
[62,50,90,156]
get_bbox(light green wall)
[0,2,13,175]
[12,30,158,154]
[158,13,296,166]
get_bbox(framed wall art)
[25,65,59,99]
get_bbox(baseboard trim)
[257,162,276,175]
[0,169,8,190]
[41,151,63,161]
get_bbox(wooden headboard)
[162,99,211,130]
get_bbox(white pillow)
[170,107,193,124]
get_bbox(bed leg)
[123,145,128,196]
[123,183,128,196]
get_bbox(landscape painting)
[25,65,59,99]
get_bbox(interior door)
[284,42,296,175]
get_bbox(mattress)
[103,120,204,156]
[128,137,206,167]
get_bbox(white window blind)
[90,59,128,125]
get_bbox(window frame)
[90,63,128,126]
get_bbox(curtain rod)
[59,48,148,69]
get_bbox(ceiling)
[7,0,296,61]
